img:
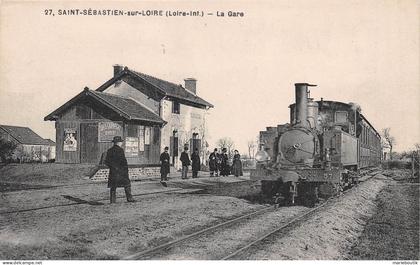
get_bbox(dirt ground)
[349,170,419,260]
[0,165,263,260]
[1,166,418,260]
[0,192,266,259]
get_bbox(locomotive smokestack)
[294,83,317,127]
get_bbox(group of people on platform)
[159,146,243,183]
[208,148,243,177]
[103,136,244,203]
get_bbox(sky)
[0,0,419,153]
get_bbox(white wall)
[160,99,209,168]
[104,81,160,114]
[102,82,210,168]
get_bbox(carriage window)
[335,111,348,123]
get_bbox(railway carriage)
[252,83,381,205]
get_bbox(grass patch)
[0,163,97,186]
[349,181,419,260]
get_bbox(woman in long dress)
[231,150,243,177]
[220,148,230,176]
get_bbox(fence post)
[412,152,415,178]
[418,150,420,176]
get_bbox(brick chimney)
[184,78,197,94]
[113,64,124,77]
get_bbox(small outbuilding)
[44,87,166,164]
[0,125,54,162]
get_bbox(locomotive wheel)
[261,180,282,198]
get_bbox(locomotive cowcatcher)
[252,83,381,206]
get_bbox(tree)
[382,128,396,160]
[216,137,235,158]
[0,139,17,163]
[247,140,256,159]
[413,143,420,155]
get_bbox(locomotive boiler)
[252,83,381,205]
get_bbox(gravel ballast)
[241,175,388,260]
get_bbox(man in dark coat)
[105,136,135,203]
[209,148,218,177]
[191,148,201,178]
[160,146,170,185]
[180,146,190,179]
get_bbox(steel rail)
[122,170,381,260]
[121,205,275,260]
[221,199,329,260]
[1,188,184,214]
[221,171,381,260]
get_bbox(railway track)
[122,205,276,260]
[0,178,172,192]
[0,188,186,215]
[223,169,383,260]
[122,169,382,260]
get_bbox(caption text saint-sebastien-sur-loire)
[47,9,244,17]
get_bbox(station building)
[44,65,213,178]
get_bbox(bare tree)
[247,140,256,159]
[216,137,235,158]
[382,128,396,160]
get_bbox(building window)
[191,133,201,153]
[171,130,179,158]
[172,101,180,114]
[153,126,160,144]
[127,124,138,137]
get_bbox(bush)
[0,139,17,163]
[382,160,411,169]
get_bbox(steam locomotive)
[252,83,381,205]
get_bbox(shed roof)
[44,139,56,146]
[0,125,50,145]
[44,88,166,125]
[97,67,214,108]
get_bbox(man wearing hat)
[180,146,191,179]
[160,146,170,186]
[104,136,135,203]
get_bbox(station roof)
[44,88,166,125]
[96,67,214,108]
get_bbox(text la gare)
[217,11,244,17]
